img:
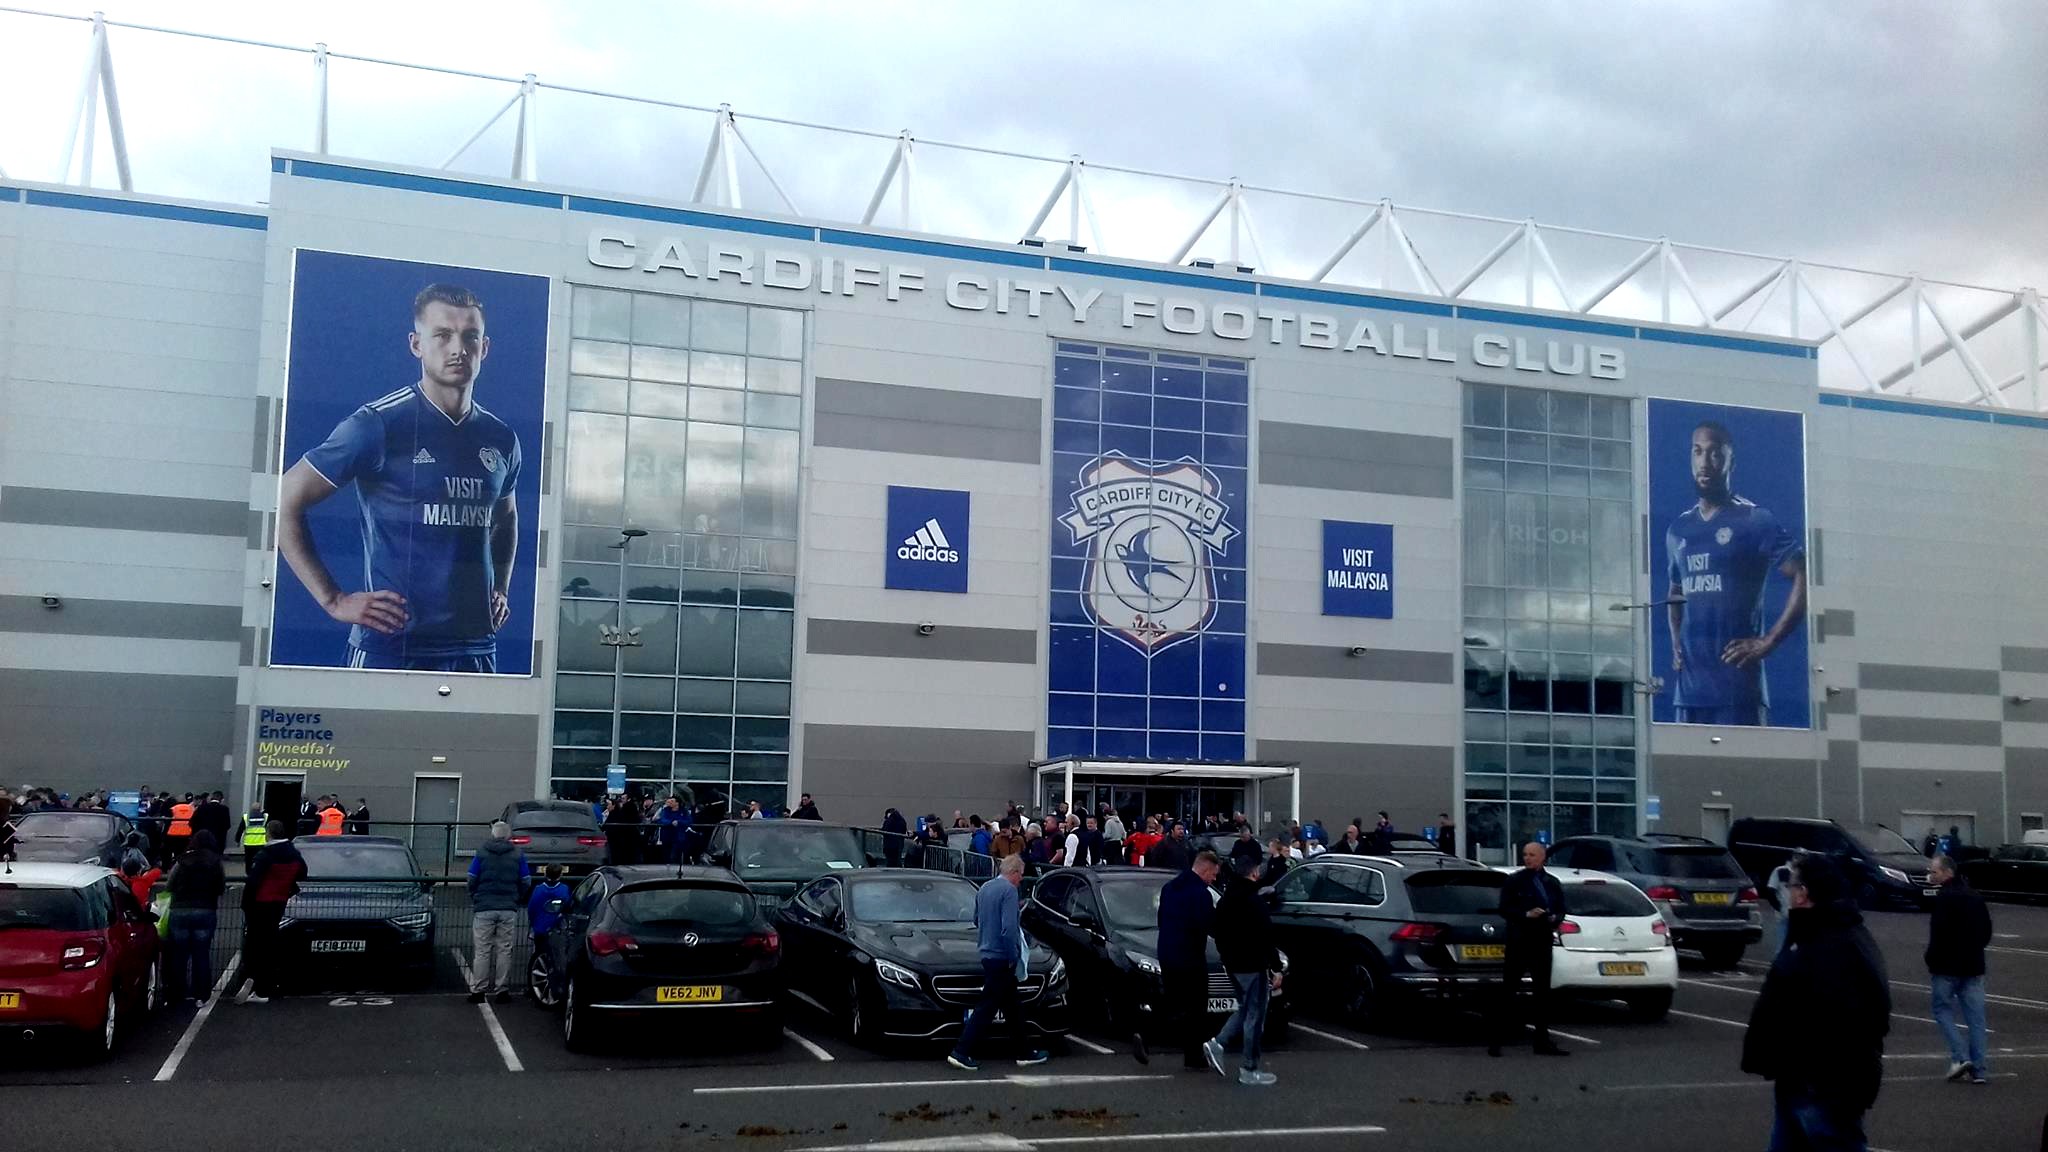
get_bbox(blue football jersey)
[302,384,522,659]
[1664,498,1802,709]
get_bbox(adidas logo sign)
[896,519,960,563]
[412,448,436,465]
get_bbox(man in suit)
[1492,840,1568,1057]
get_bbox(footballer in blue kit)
[1663,420,1805,725]
[277,285,521,672]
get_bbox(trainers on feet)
[1015,1050,1050,1067]
[493,991,514,1005]
[1970,1071,1989,1085]
[243,993,269,1005]
[1238,1068,1277,1086]
[1202,1039,1227,1077]
[1946,1061,1971,1082]
[467,991,486,1004]
[1129,1032,1150,1066]
[946,1053,979,1071]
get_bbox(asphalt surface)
[4,902,2047,1152]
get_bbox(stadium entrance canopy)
[1032,758,1300,830]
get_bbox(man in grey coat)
[467,821,531,1003]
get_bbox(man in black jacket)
[1228,825,1263,874]
[1202,859,1282,1085]
[191,791,231,852]
[1148,821,1192,872]
[1743,854,1890,1149]
[1155,849,1221,1070]
[1491,840,1567,1057]
[1926,853,1993,1084]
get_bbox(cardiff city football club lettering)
[1062,453,1237,654]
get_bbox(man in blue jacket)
[947,855,1049,1071]
[1156,849,1222,1070]
[468,821,531,1004]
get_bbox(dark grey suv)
[1264,854,1506,1028]
[1547,834,1761,968]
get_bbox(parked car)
[1022,866,1288,1041]
[7,811,136,867]
[0,863,161,1056]
[1539,868,1677,1020]
[501,800,610,874]
[775,869,1069,1044]
[698,820,871,909]
[1262,853,1508,1028]
[547,865,782,1051]
[1964,842,2048,902]
[1547,835,1760,968]
[278,837,435,984]
[1727,817,1934,910]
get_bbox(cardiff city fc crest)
[1061,452,1237,655]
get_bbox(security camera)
[1710,735,1723,744]
[1346,646,1368,657]
[916,622,936,636]
[40,595,61,609]
[436,685,452,697]
[259,578,272,589]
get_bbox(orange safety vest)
[168,803,194,837]
[316,806,345,836]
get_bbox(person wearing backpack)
[166,830,227,1003]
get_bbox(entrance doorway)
[1032,759,1300,837]
[411,774,462,863]
[257,774,303,829]
[1700,804,1732,844]
[1899,811,1977,851]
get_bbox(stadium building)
[3,17,2047,861]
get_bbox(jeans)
[1212,970,1270,1072]
[166,908,216,1001]
[1929,973,1988,1072]
[470,910,519,994]
[1768,1083,1867,1152]
[952,958,1024,1062]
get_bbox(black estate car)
[698,820,872,909]
[8,810,136,867]
[279,837,435,984]
[1727,817,1933,910]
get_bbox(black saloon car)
[549,865,782,1051]
[1022,866,1288,1041]
[1264,853,1506,1027]
[1728,817,1934,909]
[501,800,610,874]
[698,820,871,909]
[8,810,136,867]
[1965,842,2048,902]
[775,870,1068,1044]
[278,837,435,983]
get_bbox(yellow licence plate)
[0,992,20,1010]
[1691,892,1732,905]
[1460,945,1506,961]
[1599,962,1649,977]
[655,985,723,1004]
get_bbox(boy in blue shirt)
[527,864,572,998]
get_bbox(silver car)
[501,801,609,875]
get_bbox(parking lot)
[4,901,2046,1152]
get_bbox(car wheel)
[144,954,164,1016]
[91,989,119,1059]
[847,975,879,1046]
[529,951,557,1008]
[1855,881,1877,910]
[562,977,594,1053]
[1628,989,1673,1022]
[1339,955,1383,1030]
[1698,943,1745,971]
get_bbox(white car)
[1542,867,1677,1020]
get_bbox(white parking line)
[1887,978,2048,1011]
[154,949,239,1082]
[1606,1071,2018,1092]
[783,1027,837,1062]
[1667,1008,1746,1028]
[790,1125,1389,1150]
[456,955,524,1073]
[1066,1034,1116,1055]
[1679,978,1977,1030]
[1290,1023,1371,1051]
[1546,1027,1603,1046]
[696,1073,1170,1095]
[1989,945,2048,956]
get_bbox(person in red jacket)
[235,822,305,1004]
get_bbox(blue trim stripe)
[1636,326,1811,359]
[1454,305,1635,340]
[1261,282,1453,318]
[22,188,267,231]
[271,156,288,174]
[1815,390,2048,430]
[289,160,562,208]
[820,228,1043,268]
[573,195,814,241]
[1994,411,2048,431]
[1049,257,1256,295]
[1818,392,1851,408]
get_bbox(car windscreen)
[1561,882,1656,917]
[0,886,97,930]
[1845,825,1919,857]
[850,877,976,923]
[735,826,863,875]
[1629,846,1747,880]
[1404,871,1506,914]
[610,884,754,927]
[1098,878,1165,930]
[511,810,599,832]
[15,812,113,838]
[298,844,417,877]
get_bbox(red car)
[0,863,163,1056]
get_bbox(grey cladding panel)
[1825,688,1857,715]
[1821,609,1855,638]
[807,618,1036,664]
[1256,643,1452,684]
[2002,646,2048,674]
[0,669,236,790]
[804,723,1033,765]
[813,378,1041,464]
[0,487,246,537]
[0,595,240,641]
[1859,715,2003,746]
[1257,421,1453,498]
[1857,664,2001,695]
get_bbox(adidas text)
[897,543,960,563]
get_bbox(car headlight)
[1048,955,1067,986]
[1880,866,1909,884]
[874,958,921,989]
[389,912,432,929]
[1125,950,1161,975]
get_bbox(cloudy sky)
[2,1,2042,400]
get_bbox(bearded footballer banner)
[270,250,550,676]
[1646,398,1811,728]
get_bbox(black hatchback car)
[1727,817,1934,909]
[549,865,782,1051]
[698,820,871,910]
[775,870,1069,1044]
[278,837,435,984]
[1022,866,1288,1042]
[7,810,136,867]
[1264,853,1506,1027]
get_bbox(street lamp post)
[1609,599,1674,833]
[601,527,648,791]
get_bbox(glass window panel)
[740,573,795,608]
[675,752,732,782]
[565,412,627,527]
[679,607,737,677]
[556,600,615,673]
[573,286,632,341]
[631,344,691,384]
[568,375,627,414]
[1507,621,1548,650]
[629,378,689,419]
[1464,455,1504,490]
[1466,742,1508,775]
[552,748,611,779]
[1506,430,1547,462]
[619,676,673,711]
[1465,382,1505,428]
[675,678,735,714]
[1548,497,1590,589]
[1549,435,1589,467]
[1463,616,1503,651]
[1508,654,1550,712]
[1596,778,1637,804]
[1465,649,1505,710]
[631,292,691,347]
[1596,805,1636,837]
[1589,469,1632,501]
[1466,775,1507,801]
[737,609,793,680]
[559,562,615,602]
[1596,747,1637,777]
[1466,712,1507,742]
[746,391,802,429]
[683,422,744,535]
[553,710,612,746]
[748,307,804,359]
[1548,466,1589,497]
[692,300,748,353]
[757,538,798,576]
[1553,746,1597,778]
[1508,589,1549,620]
[1594,717,1636,747]
[735,681,791,715]
[1505,492,1546,587]
[1464,490,1506,588]
[1506,461,1549,493]
[1591,500,1633,593]
[676,714,734,750]
[1590,395,1631,440]
[619,752,671,781]
[561,525,629,563]
[1589,439,1630,470]
[569,339,629,378]
[1466,426,1505,458]
[743,428,800,538]
[1549,392,1589,435]
[733,754,788,782]
[619,712,670,747]
[621,601,680,675]
[624,416,689,531]
[748,356,801,395]
[1551,715,1593,745]
[1511,743,1553,776]
[734,716,790,753]
[690,386,746,423]
[625,566,679,602]
[691,351,746,390]
[1551,623,1591,653]
[1553,775,1595,802]
[1509,776,1550,801]
[1550,592,1593,624]
[1553,652,1593,714]
[1591,624,1633,656]
[554,673,613,710]
[1594,672,1633,716]
[1505,388,1549,431]
[1465,587,1505,617]
[1553,803,1594,839]
[681,569,739,603]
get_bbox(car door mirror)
[1069,908,1098,933]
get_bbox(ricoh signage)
[586,230,1626,380]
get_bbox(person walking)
[1258,838,1293,887]
[1228,825,1263,875]
[1100,806,1126,863]
[468,821,532,1004]
[1743,854,1891,1150]
[235,804,268,873]
[792,793,822,821]
[1203,857,1282,1085]
[1154,849,1222,1070]
[1126,818,1162,867]
[605,795,641,865]
[1926,853,1992,1085]
[1768,858,1799,955]
[527,863,572,1001]
[165,796,195,862]
[1331,824,1366,855]
[657,795,690,864]
[1149,821,1192,872]
[192,791,231,853]
[1435,813,1457,857]
[165,830,226,1004]
[882,807,908,868]
[946,855,1049,1071]
[347,798,371,836]
[315,797,346,837]
[235,821,304,1004]
[1492,840,1568,1057]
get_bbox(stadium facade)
[3,154,2046,860]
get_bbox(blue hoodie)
[527,879,572,937]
